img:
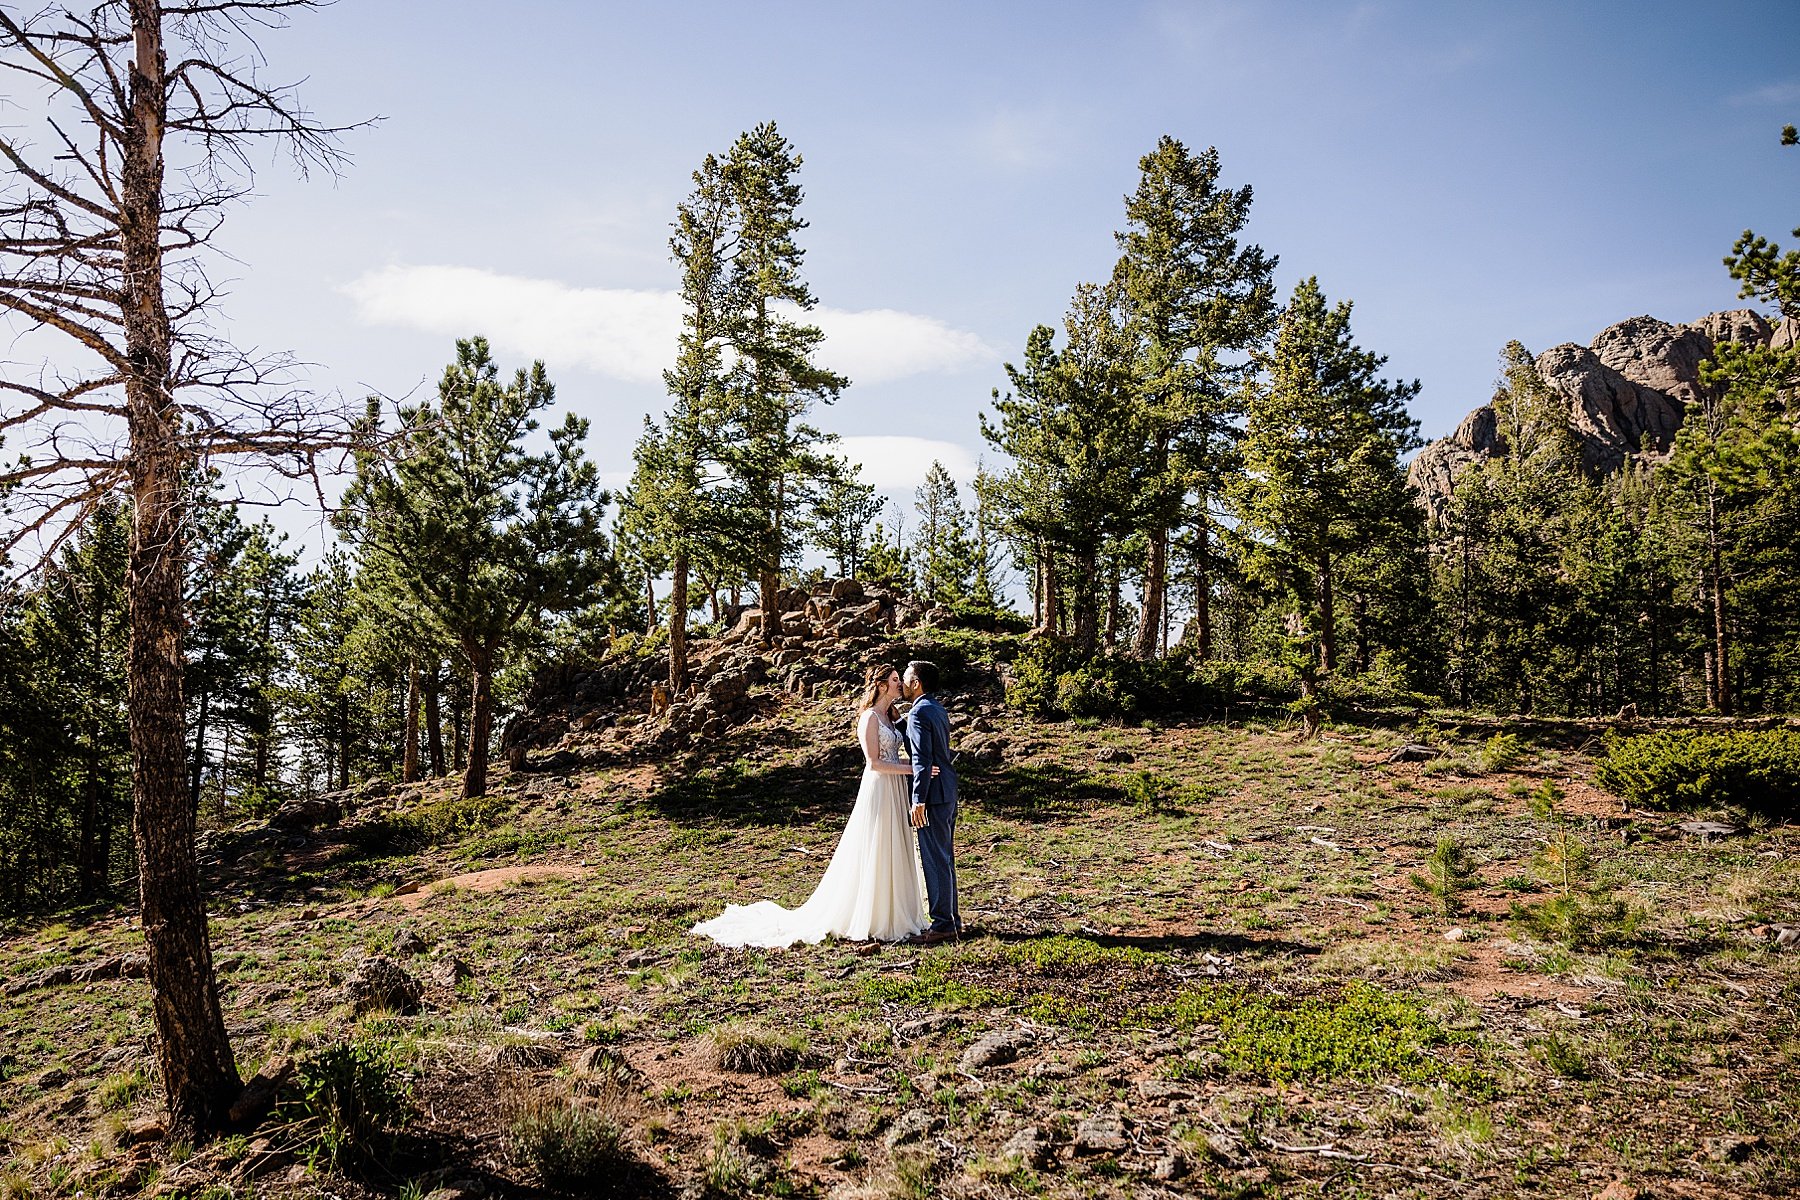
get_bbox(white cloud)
[834,435,980,491]
[811,307,991,383]
[1730,81,1800,106]
[969,107,1065,172]
[341,264,992,386]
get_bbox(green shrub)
[347,794,508,856]
[1122,770,1181,814]
[707,1024,809,1075]
[507,1093,636,1194]
[1595,728,1800,818]
[283,1039,413,1171]
[1156,981,1487,1089]
[1410,836,1481,917]
[1478,732,1524,774]
[1006,644,1239,720]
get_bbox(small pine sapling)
[1410,835,1481,917]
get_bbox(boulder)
[959,1028,1033,1072]
[268,796,341,831]
[227,1055,294,1126]
[393,928,429,957]
[724,608,762,642]
[344,954,423,1015]
[829,578,864,603]
[1002,1125,1053,1168]
[433,956,474,988]
[1072,1113,1129,1154]
[883,1107,944,1150]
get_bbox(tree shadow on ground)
[645,744,865,828]
[982,926,1320,960]
[968,760,1127,819]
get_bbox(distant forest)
[4,124,1796,921]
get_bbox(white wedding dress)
[692,711,929,947]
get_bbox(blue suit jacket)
[904,695,959,809]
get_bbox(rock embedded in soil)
[1387,743,1442,763]
[1704,1134,1764,1162]
[433,955,474,987]
[268,796,341,831]
[883,1108,944,1150]
[344,953,424,1015]
[1073,1113,1129,1154]
[959,1028,1034,1071]
[393,928,429,956]
[227,1055,293,1125]
[1152,1148,1189,1180]
[1678,820,1741,839]
[1002,1124,1053,1168]
[895,1013,961,1042]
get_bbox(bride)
[691,664,929,947]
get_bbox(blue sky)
[198,0,1798,529]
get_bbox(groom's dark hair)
[907,660,940,695]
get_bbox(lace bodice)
[865,711,904,764]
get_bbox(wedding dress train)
[691,712,928,948]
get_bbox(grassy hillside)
[3,652,1797,1199]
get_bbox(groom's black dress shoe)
[905,930,954,946]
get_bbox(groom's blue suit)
[905,694,961,934]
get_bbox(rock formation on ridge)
[1408,309,1798,520]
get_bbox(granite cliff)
[1408,309,1799,520]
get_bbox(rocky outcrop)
[1408,309,1794,519]
[505,579,955,758]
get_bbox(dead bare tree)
[0,1,371,1136]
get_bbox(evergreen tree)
[1113,138,1276,659]
[1232,277,1421,728]
[1432,342,1586,711]
[913,460,976,606]
[861,502,915,593]
[339,339,611,798]
[621,150,742,688]
[287,551,367,793]
[808,458,884,579]
[716,122,849,642]
[983,280,1145,652]
[969,462,1011,611]
[17,499,132,902]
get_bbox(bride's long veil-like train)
[692,719,928,948]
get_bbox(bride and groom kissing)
[691,661,964,949]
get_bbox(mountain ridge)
[1407,308,1800,519]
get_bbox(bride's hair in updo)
[856,663,899,717]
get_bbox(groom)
[902,660,961,944]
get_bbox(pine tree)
[716,122,849,642]
[621,150,743,688]
[1434,342,1586,711]
[983,281,1145,653]
[969,462,1011,611]
[914,460,976,606]
[808,458,884,579]
[339,340,611,798]
[19,499,132,901]
[1232,277,1421,729]
[861,503,916,592]
[1113,138,1276,660]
